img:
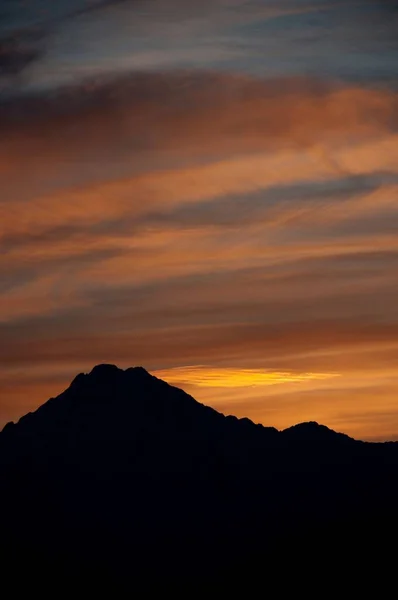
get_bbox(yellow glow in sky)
[152,366,339,388]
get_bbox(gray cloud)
[2,1,398,438]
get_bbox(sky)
[1,0,398,440]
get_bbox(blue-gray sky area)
[2,1,398,88]
[1,0,398,440]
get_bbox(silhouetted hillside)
[1,364,398,587]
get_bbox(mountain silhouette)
[1,364,398,587]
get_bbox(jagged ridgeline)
[1,364,398,585]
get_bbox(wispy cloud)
[152,365,339,388]
[1,1,398,439]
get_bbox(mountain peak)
[287,420,322,430]
[282,420,354,443]
[90,363,121,377]
[88,364,151,379]
[125,365,152,378]
[70,364,152,389]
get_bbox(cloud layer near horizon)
[1,0,398,440]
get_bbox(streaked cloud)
[152,365,339,388]
[1,1,398,440]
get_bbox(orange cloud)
[1,71,398,440]
[2,134,398,248]
[1,73,397,187]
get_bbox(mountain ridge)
[1,362,398,586]
[0,363,369,443]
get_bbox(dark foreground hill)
[1,364,398,587]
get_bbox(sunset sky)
[1,0,398,440]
